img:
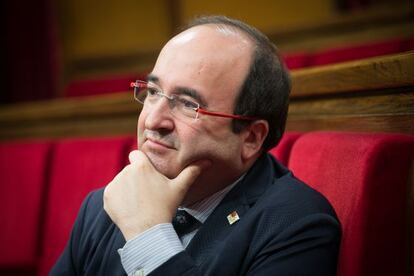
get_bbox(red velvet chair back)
[64,74,145,97]
[310,39,404,66]
[0,141,52,274]
[38,136,133,275]
[282,53,311,69]
[407,38,414,51]
[288,132,414,276]
[268,132,302,166]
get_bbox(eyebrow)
[147,74,160,84]
[146,73,208,107]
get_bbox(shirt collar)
[179,174,245,224]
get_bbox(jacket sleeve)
[149,213,340,276]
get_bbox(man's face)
[137,25,253,201]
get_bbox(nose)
[143,97,175,131]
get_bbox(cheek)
[179,124,241,162]
[137,112,147,148]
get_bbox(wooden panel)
[287,114,414,134]
[291,52,414,97]
[0,93,140,140]
[273,2,414,52]
[0,53,413,140]
[278,21,414,53]
[181,0,335,34]
[59,0,171,60]
[287,52,414,133]
[290,89,414,116]
[0,92,135,120]
[64,2,414,78]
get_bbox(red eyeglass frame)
[130,81,258,121]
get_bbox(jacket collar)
[186,153,288,264]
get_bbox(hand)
[103,150,210,240]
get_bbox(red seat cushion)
[310,39,404,66]
[406,37,414,51]
[0,141,52,270]
[268,132,302,166]
[38,136,134,275]
[64,74,145,97]
[288,132,414,276]
[282,52,311,69]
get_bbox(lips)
[145,137,175,150]
[142,129,177,152]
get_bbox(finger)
[173,160,212,192]
[128,150,141,163]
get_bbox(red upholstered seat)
[310,39,404,66]
[64,74,145,97]
[406,38,414,51]
[38,136,134,275]
[288,132,414,276]
[268,132,302,166]
[0,141,52,274]
[282,52,311,69]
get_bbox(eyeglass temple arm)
[196,108,258,121]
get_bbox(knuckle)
[103,186,110,201]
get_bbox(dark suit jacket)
[51,154,341,275]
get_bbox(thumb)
[172,160,212,192]
[128,150,141,163]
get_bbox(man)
[52,16,340,275]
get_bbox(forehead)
[150,25,253,109]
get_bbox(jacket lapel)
[186,154,279,265]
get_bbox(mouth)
[145,137,175,150]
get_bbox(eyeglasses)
[130,80,257,121]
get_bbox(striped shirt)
[118,177,243,276]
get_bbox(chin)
[145,151,180,178]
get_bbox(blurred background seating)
[1,1,413,275]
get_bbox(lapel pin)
[227,211,240,225]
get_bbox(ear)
[240,120,269,162]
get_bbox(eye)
[146,87,159,97]
[177,97,199,109]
